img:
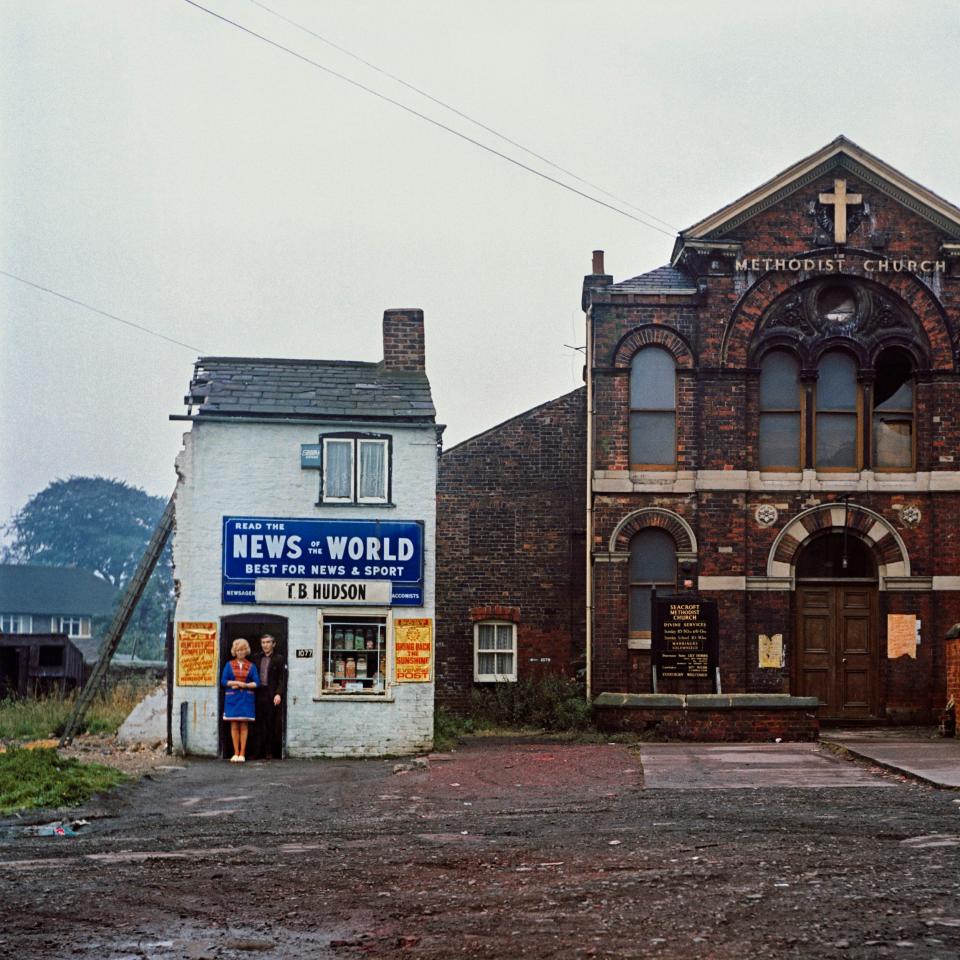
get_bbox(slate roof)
[0,565,116,616]
[184,357,436,421]
[609,264,698,294]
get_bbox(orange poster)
[887,614,917,660]
[394,618,433,683]
[176,621,218,686]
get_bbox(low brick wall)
[592,693,819,742]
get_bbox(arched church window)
[815,350,859,470]
[629,528,676,639]
[872,348,915,470]
[629,347,676,469]
[759,351,801,470]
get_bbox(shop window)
[474,622,516,682]
[815,350,858,469]
[629,347,676,469]
[759,351,801,470]
[57,616,89,638]
[321,435,390,504]
[872,349,914,470]
[629,528,677,641]
[318,613,389,695]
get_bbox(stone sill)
[313,695,396,703]
[593,693,819,711]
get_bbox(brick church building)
[437,136,960,725]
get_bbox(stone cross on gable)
[819,177,862,245]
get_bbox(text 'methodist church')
[435,136,960,726]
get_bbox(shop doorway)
[219,614,288,760]
[794,533,879,720]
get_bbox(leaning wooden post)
[59,495,175,747]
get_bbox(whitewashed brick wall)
[171,418,437,757]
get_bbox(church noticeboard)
[652,597,719,680]
[176,621,218,686]
[394,618,433,683]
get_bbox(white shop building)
[170,308,438,757]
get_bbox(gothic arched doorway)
[794,532,879,720]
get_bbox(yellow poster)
[176,621,218,686]
[887,614,917,659]
[394,618,433,683]
[758,633,784,669]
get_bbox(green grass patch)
[0,683,147,741]
[433,706,476,751]
[471,675,593,732]
[0,747,127,814]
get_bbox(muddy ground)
[2,738,960,960]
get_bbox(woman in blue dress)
[222,637,259,762]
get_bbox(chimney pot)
[592,250,605,275]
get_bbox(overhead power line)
[245,0,678,232]
[0,269,203,353]
[181,0,676,237]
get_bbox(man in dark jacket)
[253,633,285,759]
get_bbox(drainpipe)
[583,250,609,702]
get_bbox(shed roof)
[0,565,116,616]
[183,357,436,421]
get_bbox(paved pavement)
[639,742,897,789]
[821,727,960,788]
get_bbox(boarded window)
[630,348,676,468]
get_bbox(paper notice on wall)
[394,618,433,683]
[758,633,784,669]
[887,614,917,659]
[176,621,218,685]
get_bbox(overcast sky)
[3,0,960,527]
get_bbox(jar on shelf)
[355,631,365,651]
[365,629,375,650]
[334,628,344,648]
[334,657,345,679]
[344,627,354,648]
[356,656,367,678]
[345,657,356,679]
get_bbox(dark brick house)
[435,390,585,709]
[586,135,960,723]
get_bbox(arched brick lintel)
[613,324,695,369]
[766,503,911,578]
[610,508,698,556]
[722,263,954,370]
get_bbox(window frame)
[871,356,916,474]
[813,349,862,473]
[629,346,678,471]
[628,528,678,647]
[0,613,31,633]
[758,350,804,472]
[473,620,517,683]
[57,616,89,638]
[319,432,392,505]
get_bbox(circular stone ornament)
[755,504,779,528]
[900,505,922,527]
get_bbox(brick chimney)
[382,308,425,372]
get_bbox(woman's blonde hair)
[231,637,251,658]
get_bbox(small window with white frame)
[321,434,390,504]
[0,613,30,633]
[474,621,517,682]
[57,616,90,638]
[316,610,391,697]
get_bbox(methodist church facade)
[583,136,960,723]
[437,136,960,726]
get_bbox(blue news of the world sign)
[221,516,424,606]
